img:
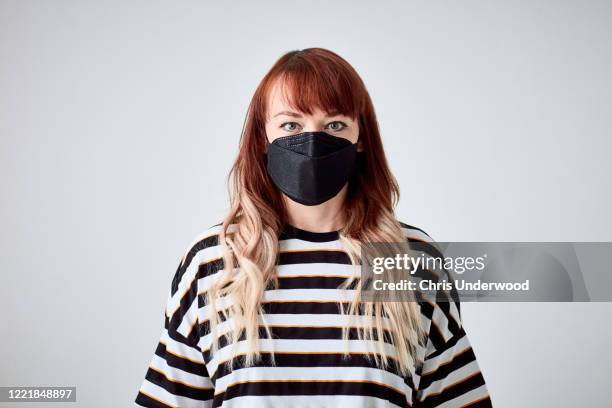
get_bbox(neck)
[283,186,347,233]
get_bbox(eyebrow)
[273,109,343,118]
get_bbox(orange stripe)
[195,298,435,336]
[214,378,408,397]
[276,273,358,279]
[429,318,447,342]
[197,314,386,337]
[148,365,213,390]
[211,350,402,371]
[159,339,205,365]
[460,394,491,408]
[421,346,472,376]
[138,389,177,408]
[419,370,482,401]
[199,325,396,355]
[200,323,392,347]
[280,248,346,253]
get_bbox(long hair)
[208,47,427,378]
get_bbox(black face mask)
[266,131,358,206]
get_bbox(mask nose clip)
[271,131,352,157]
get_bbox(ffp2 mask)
[266,131,358,206]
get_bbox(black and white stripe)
[135,221,492,408]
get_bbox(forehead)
[266,78,340,119]
[267,80,301,113]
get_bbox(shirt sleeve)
[135,245,215,408]
[413,282,493,407]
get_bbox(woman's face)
[265,84,361,149]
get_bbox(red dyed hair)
[211,48,425,377]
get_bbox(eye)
[326,121,347,131]
[280,122,300,132]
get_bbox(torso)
[193,222,432,408]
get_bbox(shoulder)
[180,222,227,263]
[169,222,229,297]
[396,220,444,274]
[397,220,435,243]
[397,220,461,295]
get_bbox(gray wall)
[1,1,610,406]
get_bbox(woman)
[135,48,492,408]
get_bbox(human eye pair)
[280,121,348,132]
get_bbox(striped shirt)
[135,221,492,408]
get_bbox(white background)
[1,1,611,406]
